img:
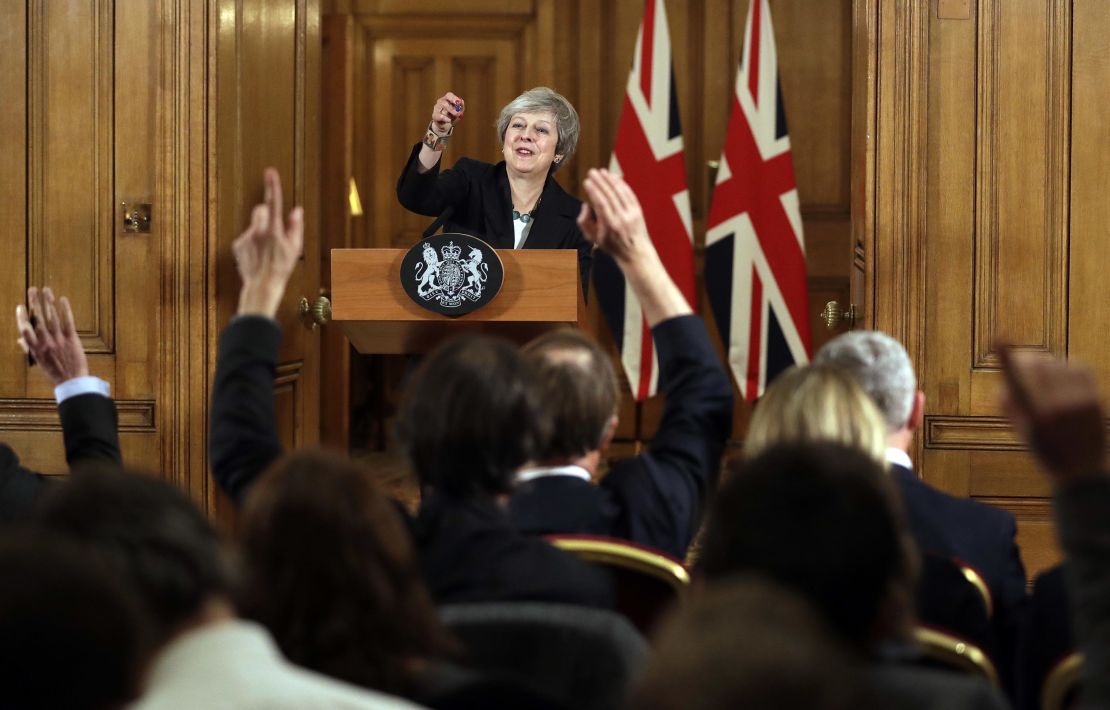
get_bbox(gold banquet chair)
[913,625,999,687]
[956,561,993,619]
[1041,652,1083,710]
[547,534,689,634]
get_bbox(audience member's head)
[745,364,888,465]
[239,449,458,694]
[33,468,238,647]
[397,334,547,497]
[0,531,148,710]
[814,330,918,435]
[627,576,875,710]
[522,328,619,462]
[698,443,917,653]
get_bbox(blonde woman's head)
[745,365,888,465]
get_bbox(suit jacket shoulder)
[0,392,120,525]
[509,316,732,559]
[0,445,48,524]
[418,495,613,609]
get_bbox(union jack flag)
[594,0,695,401]
[705,0,811,400]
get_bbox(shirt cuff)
[54,376,111,404]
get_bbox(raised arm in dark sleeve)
[59,393,121,468]
[396,143,473,218]
[603,315,733,558]
[209,316,285,507]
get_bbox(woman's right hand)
[431,92,465,136]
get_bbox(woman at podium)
[396,87,592,294]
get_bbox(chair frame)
[913,625,999,686]
[547,535,690,591]
[956,562,993,618]
[1041,651,1083,710]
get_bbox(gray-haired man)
[816,331,1026,691]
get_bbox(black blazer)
[396,144,592,295]
[508,316,733,560]
[0,392,122,524]
[209,316,614,609]
[891,463,1027,695]
[416,494,613,609]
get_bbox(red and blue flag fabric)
[594,0,695,401]
[705,0,811,400]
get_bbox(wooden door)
[210,0,322,521]
[861,0,1109,581]
[0,1,207,495]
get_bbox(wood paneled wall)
[862,0,1110,579]
[0,0,210,502]
[0,0,319,518]
[324,0,854,445]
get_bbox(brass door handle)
[821,301,859,330]
[298,296,331,329]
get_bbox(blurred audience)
[817,331,1027,693]
[510,168,732,560]
[0,530,147,710]
[240,449,566,708]
[745,364,997,657]
[627,575,875,710]
[33,468,419,709]
[698,443,1009,709]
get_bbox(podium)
[331,248,585,354]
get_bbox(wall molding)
[0,398,155,432]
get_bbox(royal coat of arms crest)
[415,241,489,307]
[399,234,504,316]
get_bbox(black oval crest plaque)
[400,233,505,316]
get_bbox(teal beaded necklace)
[512,193,543,224]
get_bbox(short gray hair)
[496,87,579,173]
[814,331,916,434]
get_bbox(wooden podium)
[331,248,585,354]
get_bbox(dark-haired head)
[522,328,619,461]
[396,335,546,497]
[628,575,875,710]
[32,468,238,647]
[239,449,458,694]
[698,443,917,652]
[0,531,149,710]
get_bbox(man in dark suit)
[816,331,1027,691]
[508,169,733,561]
[210,169,611,608]
[1,286,121,522]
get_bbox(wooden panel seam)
[0,398,156,432]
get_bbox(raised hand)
[998,343,1107,482]
[16,287,89,386]
[431,91,465,136]
[233,168,304,318]
[577,168,691,325]
[576,168,652,264]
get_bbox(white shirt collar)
[885,447,913,470]
[514,465,592,485]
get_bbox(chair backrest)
[916,552,997,662]
[956,561,993,619]
[547,534,688,634]
[439,601,648,710]
[1019,564,1075,710]
[1041,652,1083,710]
[913,625,1000,687]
